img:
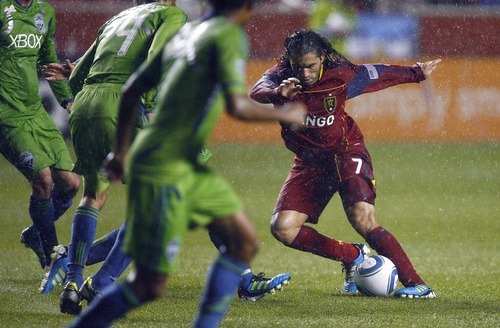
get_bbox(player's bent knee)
[63,172,81,195]
[32,168,54,198]
[270,224,296,246]
[270,215,300,246]
[68,174,81,194]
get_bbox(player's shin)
[193,254,249,327]
[67,281,140,328]
[67,206,99,287]
[29,196,57,265]
[52,185,74,221]
[86,228,120,265]
[91,223,132,291]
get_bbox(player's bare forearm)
[225,94,306,127]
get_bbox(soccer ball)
[354,255,399,296]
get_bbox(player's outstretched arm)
[416,59,441,78]
[225,94,306,128]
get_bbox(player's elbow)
[249,87,273,104]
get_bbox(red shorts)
[274,146,376,223]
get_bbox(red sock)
[365,226,425,286]
[289,225,359,263]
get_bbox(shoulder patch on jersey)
[363,64,379,80]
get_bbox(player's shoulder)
[160,4,187,22]
[214,18,247,49]
[133,2,187,25]
[148,2,186,16]
[266,63,291,78]
[162,3,186,14]
[37,0,56,16]
[325,60,360,77]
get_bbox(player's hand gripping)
[101,152,125,183]
[42,59,74,81]
[278,77,302,99]
[416,58,441,78]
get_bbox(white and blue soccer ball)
[354,255,399,296]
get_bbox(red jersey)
[250,61,426,160]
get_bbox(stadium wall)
[211,58,499,142]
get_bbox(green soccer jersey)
[69,2,187,117]
[127,16,248,183]
[0,0,72,122]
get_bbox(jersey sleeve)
[68,40,98,96]
[215,26,248,97]
[250,64,290,104]
[126,44,164,97]
[38,4,73,107]
[148,7,187,58]
[346,63,426,99]
[142,7,187,114]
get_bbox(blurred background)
[42,0,499,142]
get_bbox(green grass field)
[0,142,498,327]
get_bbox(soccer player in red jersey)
[250,29,441,298]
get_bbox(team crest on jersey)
[19,151,34,170]
[324,96,336,114]
[165,237,180,263]
[34,13,45,33]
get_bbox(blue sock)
[91,223,132,291]
[239,269,254,289]
[29,196,56,265]
[67,206,99,287]
[86,228,119,266]
[52,185,74,221]
[209,231,250,289]
[193,254,249,328]
[22,224,42,248]
[22,187,73,263]
[67,281,141,328]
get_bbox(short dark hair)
[208,0,253,12]
[280,29,353,69]
[134,0,156,5]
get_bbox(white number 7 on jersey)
[116,13,148,56]
[352,158,362,174]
